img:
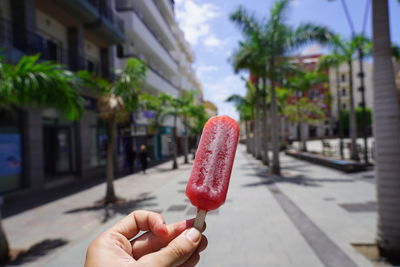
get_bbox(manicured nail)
[185,228,201,242]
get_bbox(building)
[286,53,332,140]
[114,0,202,162]
[203,100,218,117]
[328,60,373,135]
[0,0,202,199]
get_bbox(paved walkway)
[4,145,378,266]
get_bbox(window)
[342,88,346,96]
[342,103,347,110]
[341,74,346,82]
[89,115,107,168]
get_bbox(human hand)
[85,210,207,267]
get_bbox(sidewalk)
[4,157,192,266]
[5,145,378,266]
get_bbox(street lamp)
[328,0,370,164]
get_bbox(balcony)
[116,1,177,75]
[153,0,175,24]
[0,18,102,75]
[135,0,177,51]
[47,0,125,44]
[145,66,179,97]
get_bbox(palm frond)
[230,5,263,39]
[0,54,83,120]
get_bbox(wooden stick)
[193,209,207,231]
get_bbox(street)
[4,144,377,266]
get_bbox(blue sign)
[0,134,22,177]
[143,110,156,119]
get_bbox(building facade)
[113,0,202,163]
[0,0,202,199]
[328,60,373,135]
[286,53,332,140]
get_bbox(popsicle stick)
[193,209,207,231]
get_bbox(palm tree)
[372,0,400,260]
[78,58,146,203]
[187,104,209,159]
[319,52,345,158]
[229,35,267,161]
[226,93,254,153]
[155,93,184,169]
[0,54,83,264]
[285,69,327,151]
[231,0,332,175]
[321,34,371,161]
[0,54,82,119]
[180,91,198,164]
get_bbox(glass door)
[43,126,73,179]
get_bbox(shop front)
[0,108,23,194]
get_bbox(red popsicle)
[186,115,239,230]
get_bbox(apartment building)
[0,0,202,198]
[286,54,332,140]
[114,0,203,161]
[328,60,373,135]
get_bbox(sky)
[174,0,400,121]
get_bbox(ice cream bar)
[186,116,239,229]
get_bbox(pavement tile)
[3,146,379,267]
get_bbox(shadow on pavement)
[63,196,160,223]
[64,196,158,215]
[9,238,68,265]
[242,171,356,188]
[3,157,175,219]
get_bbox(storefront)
[42,109,76,180]
[0,108,23,194]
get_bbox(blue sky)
[175,0,400,120]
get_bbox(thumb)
[141,228,201,267]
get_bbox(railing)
[0,17,103,76]
[0,18,68,64]
[115,0,176,64]
[77,56,101,74]
[147,62,179,91]
[117,47,179,91]
[84,0,125,33]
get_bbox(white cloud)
[202,75,246,120]
[196,64,218,80]
[197,65,218,73]
[204,34,222,47]
[175,0,221,46]
[300,44,323,56]
[291,0,301,7]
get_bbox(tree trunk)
[336,67,344,159]
[192,134,200,160]
[296,92,302,151]
[348,60,359,161]
[0,199,9,264]
[373,0,400,260]
[245,120,251,153]
[105,117,117,203]
[250,119,256,156]
[270,80,281,175]
[183,116,189,164]
[301,123,308,152]
[262,77,270,165]
[254,79,262,160]
[172,115,178,169]
[297,122,302,151]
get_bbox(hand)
[85,210,207,267]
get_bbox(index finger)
[108,210,168,239]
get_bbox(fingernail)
[185,228,201,242]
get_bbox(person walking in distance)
[139,145,148,174]
[127,144,136,174]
